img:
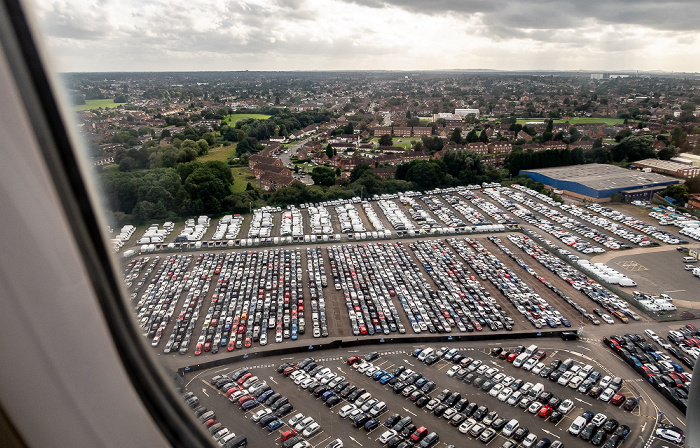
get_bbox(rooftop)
[522,163,676,191]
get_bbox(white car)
[252,408,272,422]
[531,363,545,375]
[497,387,513,402]
[295,416,315,432]
[489,383,504,397]
[527,401,543,414]
[338,404,356,418]
[557,371,574,386]
[507,391,523,406]
[655,427,684,444]
[458,418,477,434]
[568,375,584,389]
[558,399,574,414]
[288,412,305,427]
[300,378,315,389]
[599,387,615,402]
[379,430,398,443]
[446,365,460,377]
[591,413,607,427]
[522,433,538,448]
[302,422,321,438]
[601,314,614,324]
[522,358,538,371]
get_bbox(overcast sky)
[28,0,700,73]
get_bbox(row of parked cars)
[509,231,641,324]
[585,203,682,245]
[328,243,405,336]
[605,331,693,413]
[406,345,565,447]
[182,389,247,447]
[449,237,571,329]
[411,239,515,332]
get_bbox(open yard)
[222,113,271,126]
[73,99,127,111]
[231,166,257,193]
[371,136,421,149]
[197,144,237,163]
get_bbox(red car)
[194,343,203,356]
[611,393,626,406]
[281,430,297,441]
[347,356,361,365]
[507,353,518,363]
[237,395,254,406]
[237,373,252,385]
[538,405,553,418]
[244,337,252,348]
[283,366,298,376]
[410,426,428,442]
[532,350,547,361]
[227,340,236,352]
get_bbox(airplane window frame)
[0,0,216,446]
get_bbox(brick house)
[543,141,568,151]
[412,127,433,137]
[393,127,412,137]
[488,142,513,154]
[373,126,392,136]
[467,142,488,155]
[259,172,296,191]
[251,163,292,179]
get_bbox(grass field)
[231,166,257,193]
[197,144,237,163]
[371,137,421,150]
[223,113,271,126]
[73,99,127,111]
[515,117,635,126]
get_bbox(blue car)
[560,318,571,327]
[322,391,335,401]
[258,390,275,402]
[267,419,283,431]
[379,374,394,385]
[372,370,387,380]
[415,377,429,388]
[413,348,423,357]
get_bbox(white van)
[568,416,587,435]
[513,353,529,368]
[502,419,519,437]
[529,383,544,399]
[683,256,697,263]
[524,345,538,356]
[417,348,434,362]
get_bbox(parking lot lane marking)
[404,360,414,366]
[348,436,363,446]
[676,416,686,426]
[403,407,417,416]
[215,367,229,373]
[269,376,278,384]
[574,397,592,406]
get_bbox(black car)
[463,402,478,417]
[425,354,440,365]
[604,434,622,448]
[591,429,608,446]
[589,386,604,399]
[353,413,371,428]
[384,414,401,428]
[580,423,596,441]
[463,373,476,384]
[433,404,449,417]
[548,411,563,424]
[603,419,619,434]
[313,385,328,397]
[513,426,530,442]
[340,385,357,398]
[444,392,461,406]
[274,403,293,417]
[622,398,638,411]
[276,363,292,373]
[491,347,503,356]
[259,414,277,427]
[421,381,436,393]
[491,417,507,430]
[614,425,630,439]
[393,382,409,393]
[450,413,468,426]
[480,380,495,392]
[326,395,342,407]
[473,405,488,421]
[365,351,379,362]
[473,377,486,388]
[393,416,412,432]
[364,418,380,431]
[453,398,469,412]
[264,393,281,406]
[400,423,417,438]
[416,395,431,408]
[436,389,450,401]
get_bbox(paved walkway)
[590,243,700,264]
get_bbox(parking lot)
[182,336,686,448]
[126,229,624,359]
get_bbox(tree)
[325,143,334,158]
[379,134,393,146]
[345,122,354,135]
[658,144,679,161]
[196,139,209,156]
[450,127,462,144]
[311,166,336,186]
[479,129,489,143]
[350,163,373,182]
[662,184,689,204]
[465,129,479,143]
[119,156,136,172]
[611,135,655,163]
[685,174,700,194]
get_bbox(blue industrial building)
[520,163,679,202]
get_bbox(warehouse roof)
[521,163,675,192]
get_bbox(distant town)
[66,71,700,225]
